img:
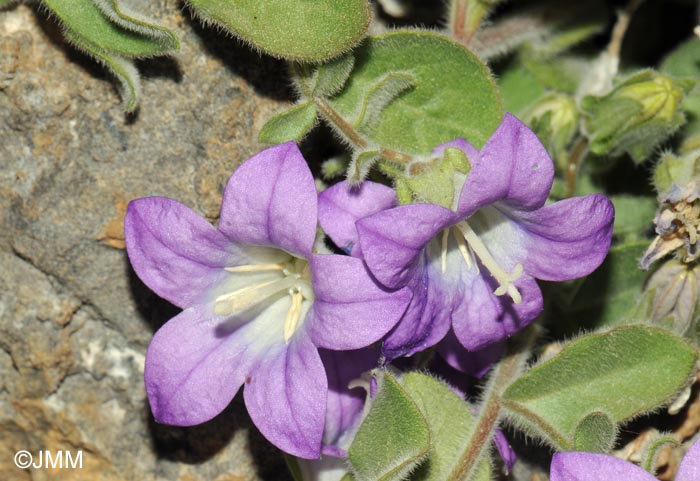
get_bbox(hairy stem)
[447,328,537,481]
[607,0,645,60]
[313,98,413,165]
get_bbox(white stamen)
[283,290,304,342]
[225,263,284,273]
[456,221,523,304]
[452,227,474,270]
[214,277,295,316]
[441,229,449,273]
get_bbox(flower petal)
[677,438,700,480]
[244,331,327,459]
[318,181,397,257]
[357,203,455,288]
[320,347,379,452]
[125,197,236,308]
[437,330,505,378]
[219,142,318,257]
[508,194,615,281]
[550,452,657,481]
[457,113,554,217]
[494,430,517,474]
[145,302,276,426]
[432,138,480,161]
[307,254,411,350]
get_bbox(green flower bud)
[654,135,700,194]
[582,70,694,163]
[523,93,579,164]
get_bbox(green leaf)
[347,149,380,185]
[93,0,180,50]
[573,411,616,453]
[661,37,700,134]
[355,71,417,132]
[187,0,370,61]
[64,29,140,112]
[550,242,650,331]
[610,195,656,241]
[293,54,356,99]
[44,0,176,57]
[498,62,545,116]
[349,372,430,481]
[331,31,503,154]
[258,102,318,144]
[401,373,490,481]
[502,325,698,451]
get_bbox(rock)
[0,3,293,480]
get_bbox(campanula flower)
[346,114,614,358]
[550,438,700,480]
[124,142,410,459]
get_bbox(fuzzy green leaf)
[64,29,140,112]
[44,0,176,57]
[93,0,180,50]
[349,372,430,481]
[355,71,417,132]
[258,102,318,144]
[294,54,356,99]
[502,325,697,451]
[331,31,503,154]
[401,373,490,481]
[498,62,546,116]
[187,0,370,62]
[573,411,616,453]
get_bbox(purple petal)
[125,197,235,308]
[509,194,615,281]
[494,430,517,474]
[677,438,700,480]
[437,330,505,378]
[307,254,411,350]
[219,142,317,257]
[550,452,657,481]
[457,114,554,217]
[318,181,397,257]
[357,203,455,288]
[320,347,380,452]
[449,267,543,350]
[432,138,480,161]
[244,331,327,459]
[145,303,256,426]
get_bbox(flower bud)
[654,135,700,194]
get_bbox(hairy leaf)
[93,0,180,49]
[258,102,318,144]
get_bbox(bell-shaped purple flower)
[124,142,410,459]
[550,438,700,480]
[351,114,614,359]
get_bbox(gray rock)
[0,3,294,480]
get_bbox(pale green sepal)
[186,0,370,62]
[654,137,700,195]
[64,28,140,112]
[401,372,491,481]
[348,371,430,481]
[523,93,578,159]
[258,102,318,144]
[292,54,356,100]
[44,0,177,58]
[502,325,698,451]
[355,71,417,132]
[331,31,503,154]
[92,0,180,50]
[401,148,470,208]
[347,150,380,185]
[572,411,617,453]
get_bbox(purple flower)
[124,142,410,459]
[550,438,700,480]
[353,114,614,357]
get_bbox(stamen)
[225,263,284,273]
[441,229,449,273]
[456,221,523,304]
[452,227,474,270]
[283,290,304,342]
[214,277,295,316]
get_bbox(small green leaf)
[349,372,430,481]
[258,102,318,144]
[44,0,176,57]
[64,29,140,112]
[401,372,490,481]
[355,71,417,132]
[347,150,380,185]
[293,54,356,100]
[331,31,503,154]
[502,325,698,451]
[93,0,180,50]
[573,411,617,453]
[187,0,370,61]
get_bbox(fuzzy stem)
[313,98,413,165]
[447,328,537,481]
[450,0,498,45]
[607,0,645,60]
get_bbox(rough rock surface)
[0,2,294,480]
